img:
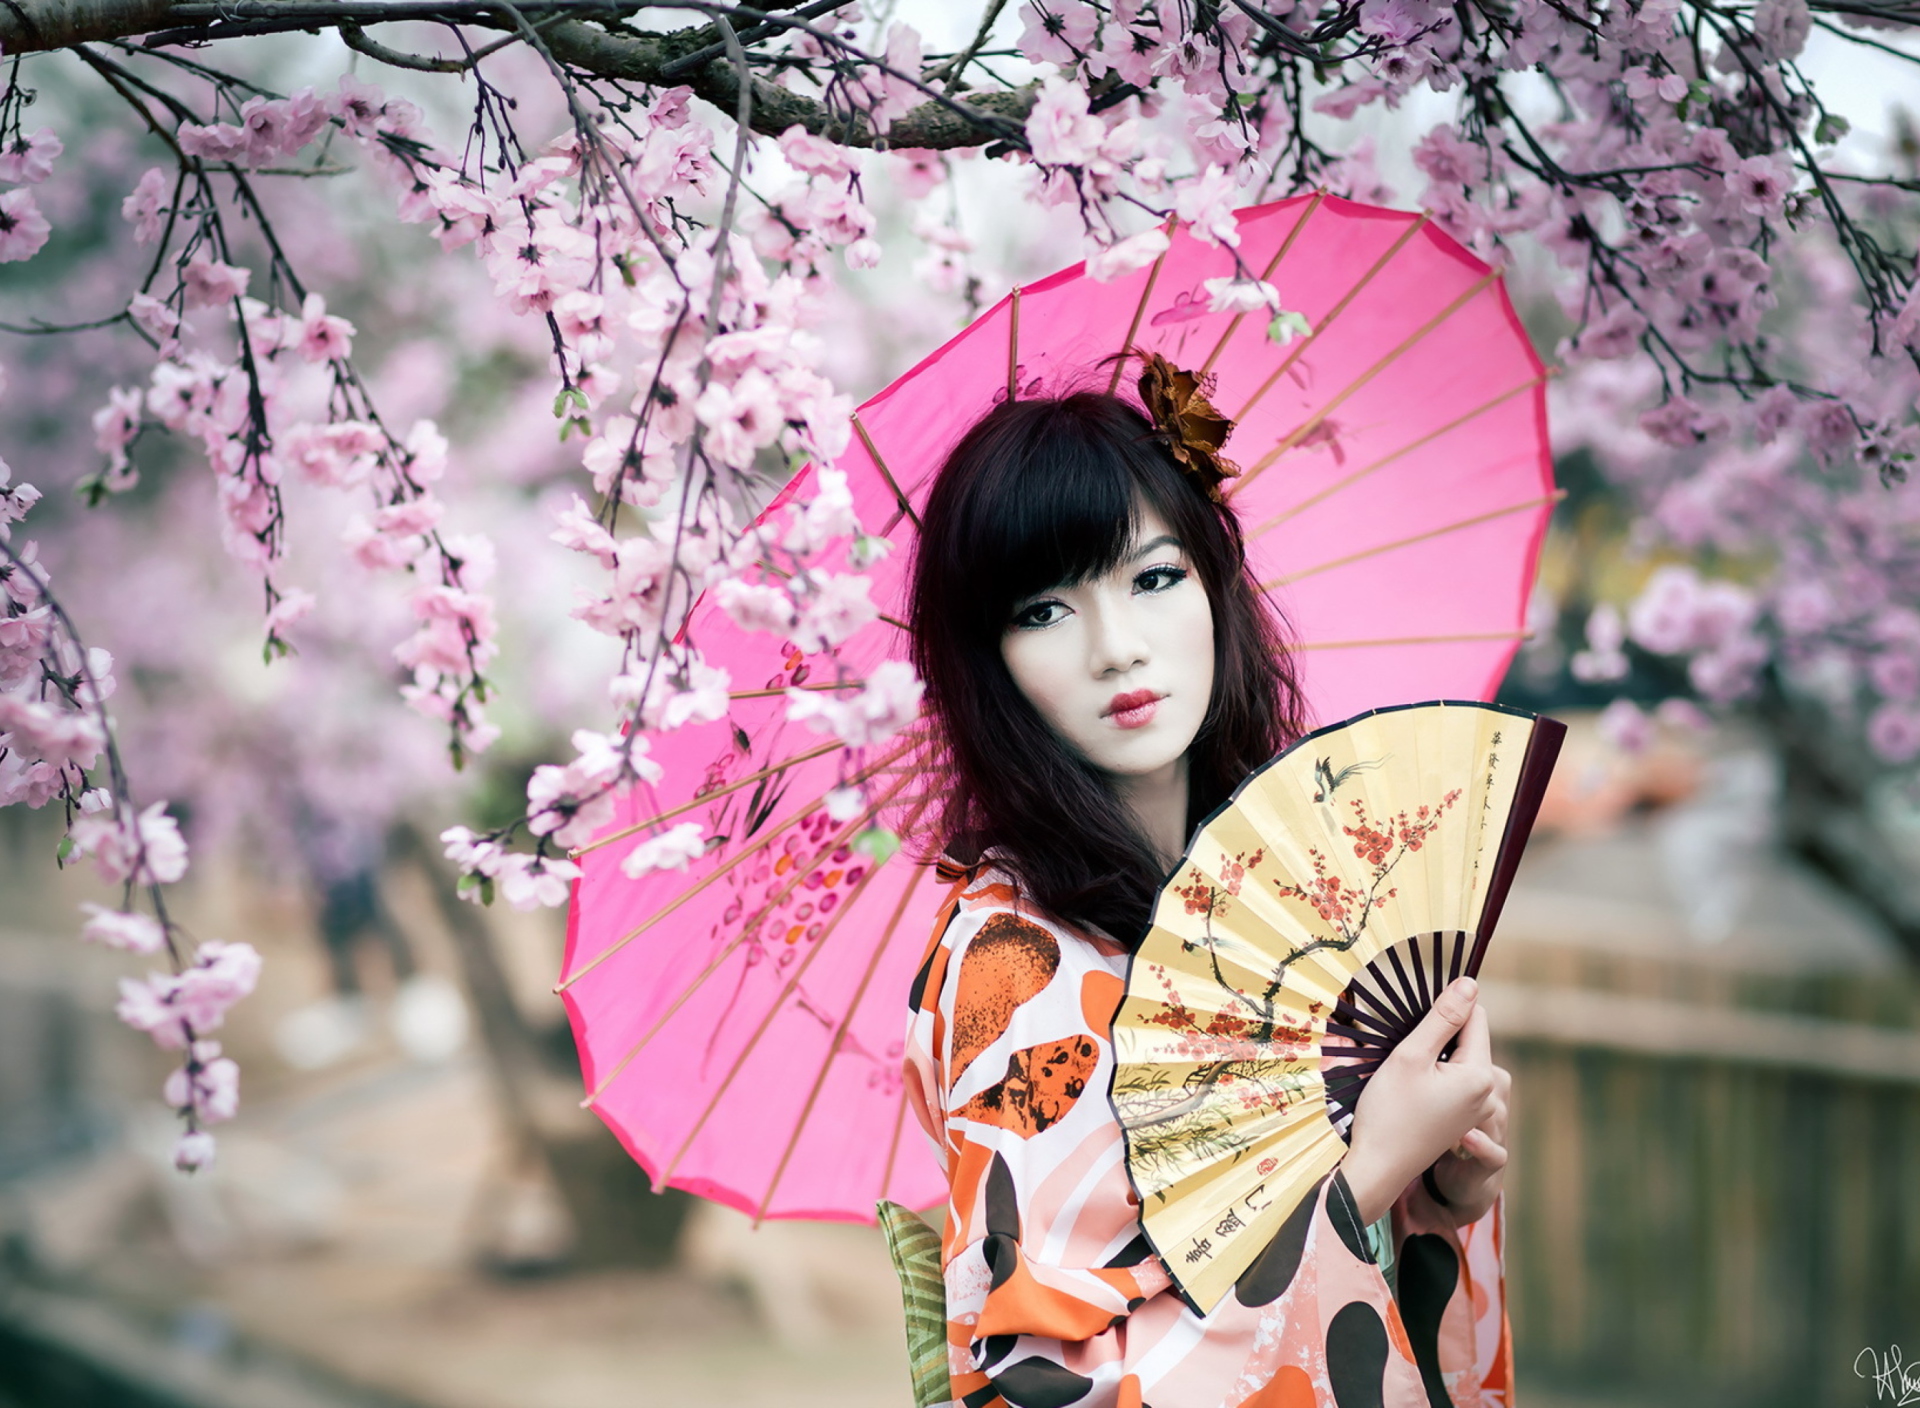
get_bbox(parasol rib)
[1260,490,1565,589]
[570,739,846,858]
[1229,213,1431,426]
[729,680,870,700]
[852,411,921,532]
[755,860,931,1223]
[559,743,917,992]
[1200,191,1325,377]
[1238,271,1502,489]
[1107,216,1179,394]
[577,768,920,1108]
[1007,286,1022,402]
[1246,374,1546,542]
[1294,629,1526,652]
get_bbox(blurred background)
[2,14,1918,1408]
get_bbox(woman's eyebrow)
[1127,534,1182,561]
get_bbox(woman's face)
[1000,503,1216,782]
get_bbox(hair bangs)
[944,397,1199,635]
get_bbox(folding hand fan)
[1110,700,1564,1314]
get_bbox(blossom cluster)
[2,456,257,1171]
[97,78,506,763]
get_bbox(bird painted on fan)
[1312,754,1384,804]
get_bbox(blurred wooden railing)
[1483,943,1920,1408]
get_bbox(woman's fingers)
[1456,1128,1508,1170]
[1450,1000,1491,1069]
[1401,977,1479,1064]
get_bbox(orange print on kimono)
[959,1033,1100,1136]
[949,913,1061,1082]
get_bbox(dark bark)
[0,0,1037,150]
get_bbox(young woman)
[901,375,1514,1408]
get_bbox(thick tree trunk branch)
[1,0,1037,150]
[0,0,170,49]
[536,16,1035,147]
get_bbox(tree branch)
[3,0,1038,149]
[0,0,170,49]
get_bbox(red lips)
[1105,689,1162,717]
[1105,690,1164,730]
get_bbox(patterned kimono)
[902,867,1513,1408]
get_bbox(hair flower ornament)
[1136,351,1241,504]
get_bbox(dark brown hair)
[907,389,1306,946]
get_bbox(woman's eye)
[1135,565,1188,594]
[1012,600,1067,630]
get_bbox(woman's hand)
[1425,1055,1510,1228]
[1339,976,1506,1226]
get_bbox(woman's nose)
[1086,595,1150,676]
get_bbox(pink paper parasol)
[561,193,1555,1223]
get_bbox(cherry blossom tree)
[1,0,1916,1167]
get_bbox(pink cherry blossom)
[327,74,389,137]
[0,189,52,264]
[180,256,250,309]
[70,800,190,885]
[175,942,262,1031]
[785,660,924,747]
[1627,567,1725,655]
[1018,1,1101,65]
[176,122,251,163]
[1754,0,1811,57]
[496,854,581,911]
[1358,0,1441,45]
[783,467,860,556]
[283,421,378,488]
[715,579,797,634]
[1086,227,1170,282]
[174,1131,218,1172]
[92,387,143,467]
[1413,124,1486,186]
[620,821,708,878]
[638,652,731,730]
[1026,77,1107,167]
[1640,397,1730,446]
[0,694,106,770]
[1597,698,1654,753]
[116,973,191,1049]
[295,293,355,362]
[1566,304,1648,361]
[1723,155,1795,219]
[264,589,316,637]
[165,1048,240,1124]
[778,125,854,179]
[1800,400,1857,463]
[1570,604,1630,682]
[128,292,180,344]
[791,574,878,654]
[1621,67,1689,106]
[79,904,167,955]
[0,128,61,185]
[1175,166,1243,248]
[1204,276,1280,315]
